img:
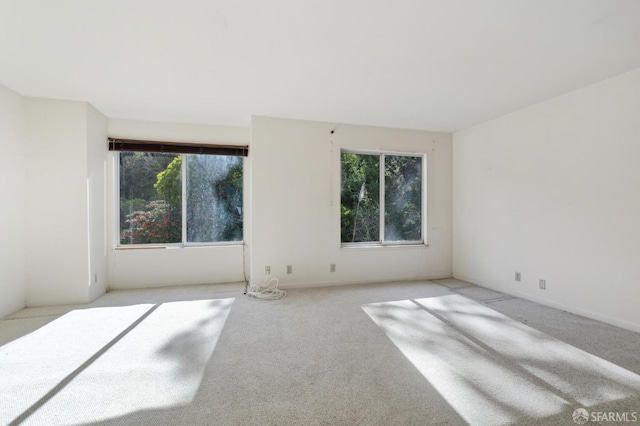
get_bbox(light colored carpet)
[1,279,639,425]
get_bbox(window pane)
[119,152,182,244]
[384,155,422,241]
[341,153,380,242]
[186,154,243,243]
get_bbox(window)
[341,151,423,245]
[118,152,243,245]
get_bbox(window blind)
[108,137,249,157]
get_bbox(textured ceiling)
[1,0,640,132]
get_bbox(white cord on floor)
[246,276,286,300]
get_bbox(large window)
[118,152,243,245]
[341,151,423,244]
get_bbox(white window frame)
[114,151,245,248]
[341,149,427,247]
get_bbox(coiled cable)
[246,276,286,300]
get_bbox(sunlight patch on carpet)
[0,298,234,425]
[362,295,640,425]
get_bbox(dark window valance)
[108,137,248,157]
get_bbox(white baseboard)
[277,273,454,290]
[452,273,640,334]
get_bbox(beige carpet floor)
[1,279,639,425]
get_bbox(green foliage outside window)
[384,155,422,241]
[341,152,422,244]
[341,153,380,242]
[155,156,182,207]
[119,152,242,245]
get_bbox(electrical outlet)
[265,266,270,275]
[515,272,521,282]
[539,279,546,290]
[287,265,292,274]
[330,263,336,273]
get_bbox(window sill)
[340,243,429,249]
[115,243,244,251]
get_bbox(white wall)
[250,116,452,288]
[25,98,91,306]
[106,117,452,290]
[0,84,26,317]
[453,67,640,332]
[87,104,109,301]
[107,119,250,289]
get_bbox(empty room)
[1,1,639,425]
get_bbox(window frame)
[340,149,427,248]
[114,151,245,249]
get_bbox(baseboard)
[277,273,454,290]
[452,273,640,334]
